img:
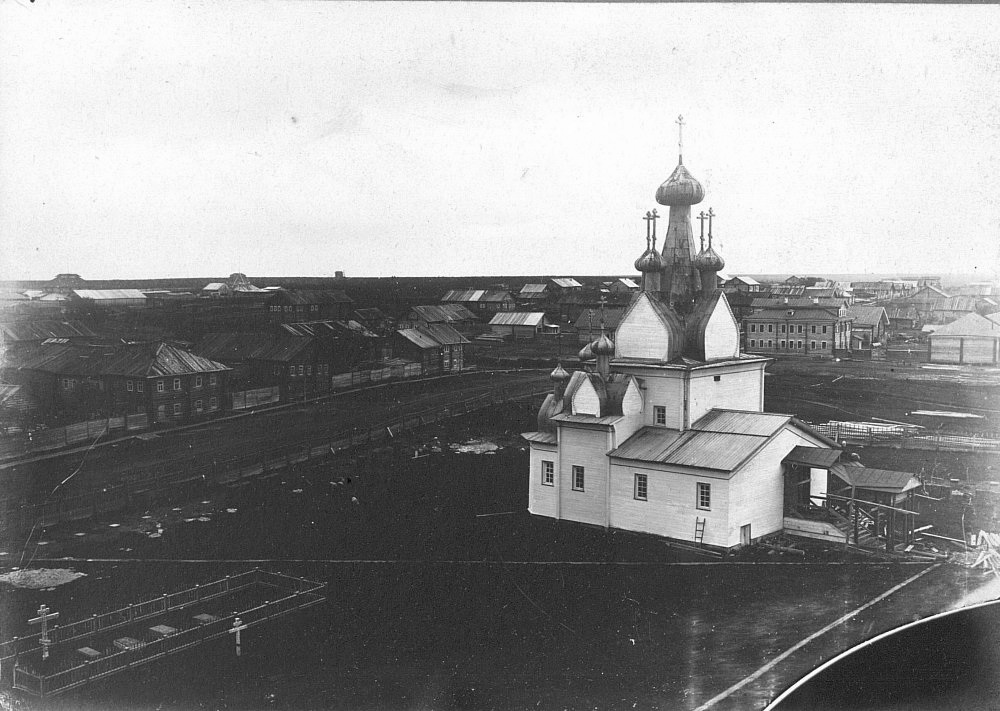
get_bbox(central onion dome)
[655,162,705,206]
[694,245,725,272]
[593,333,615,356]
[578,342,595,361]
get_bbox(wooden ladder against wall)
[694,517,706,545]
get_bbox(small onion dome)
[593,333,615,356]
[655,162,705,206]
[693,245,725,272]
[634,247,665,273]
[550,363,570,382]
[577,342,595,361]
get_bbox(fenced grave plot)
[3,568,325,698]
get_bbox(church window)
[572,466,585,491]
[749,339,756,348]
[797,325,803,334]
[654,406,666,426]
[750,324,756,332]
[634,473,648,501]
[811,325,816,334]
[542,460,554,486]
[797,341,803,349]
[697,482,711,510]
[768,340,773,348]
[811,341,816,349]
[780,340,786,348]
[767,324,773,333]
[822,342,827,349]
[780,324,786,333]
[713,375,721,382]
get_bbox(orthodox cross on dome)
[643,211,655,250]
[676,115,685,162]
[649,208,659,250]
[598,294,608,332]
[697,210,708,251]
[707,207,715,248]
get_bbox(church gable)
[702,292,740,360]
[622,377,643,415]
[572,376,601,415]
[615,293,678,361]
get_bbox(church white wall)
[688,365,764,423]
[572,378,601,416]
[703,297,741,360]
[608,462,730,546]
[615,295,673,361]
[558,426,613,527]
[728,428,819,547]
[630,370,685,428]
[528,442,559,518]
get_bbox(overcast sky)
[1,1,998,281]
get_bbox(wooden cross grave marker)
[29,604,59,660]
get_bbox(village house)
[847,305,890,350]
[516,283,550,304]
[70,289,148,309]
[267,289,354,323]
[605,278,641,295]
[744,299,853,357]
[440,289,515,316]
[403,304,478,333]
[886,305,920,332]
[487,312,556,339]
[200,282,232,299]
[549,277,583,293]
[724,275,763,293]
[392,323,469,375]
[100,342,231,423]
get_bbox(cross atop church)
[676,115,685,160]
[697,210,708,251]
[643,211,655,249]
[707,207,715,247]
[649,208,659,249]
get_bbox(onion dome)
[655,162,705,206]
[577,342,595,361]
[593,333,615,356]
[635,247,665,273]
[693,245,725,272]
[550,363,570,382]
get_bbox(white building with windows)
[522,133,836,550]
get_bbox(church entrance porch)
[781,446,922,553]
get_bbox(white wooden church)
[522,124,840,550]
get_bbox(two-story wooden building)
[744,300,853,357]
[393,324,468,375]
[267,289,354,323]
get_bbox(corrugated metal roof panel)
[608,427,686,461]
[552,278,582,288]
[664,431,768,470]
[832,465,921,493]
[692,409,790,437]
[488,312,545,327]
[101,343,230,377]
[71,289,147,300]
[396,328,439,350]
[519,283,548,294]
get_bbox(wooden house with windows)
[101,343,230,423]
[487,312,556,339]
[392,324,468,375]
[403,304,478,333]
[2,343,114,423]
[522,141,849,551]
[744,300,853,357]
[194,332,338,403]
[267,289,354,323]
[847,305,889,348]
[440,289,515,316]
